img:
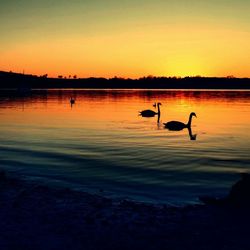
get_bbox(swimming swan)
[139,102,162,117]
[164,112,197,131]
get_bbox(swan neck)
[157,112,160,123]
[187,114,193,127]
[157,103,161,114]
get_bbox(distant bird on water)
[139,102,162,117]
[70,97,75,105]
[164,112,197,131]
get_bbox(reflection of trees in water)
[0,90,250,107]
[52,90,250,103]
[0,90,49,108]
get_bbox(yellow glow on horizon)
[161,54,209,78]
[1,24,250,78]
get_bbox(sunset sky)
[0,0,249,78]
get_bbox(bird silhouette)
[164,112,197,131]
[139,102,162,117]
[70,97,75,106]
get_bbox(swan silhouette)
[139,102,162,117]
[164,112,197,131]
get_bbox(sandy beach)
[1,170,250,250]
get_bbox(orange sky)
[0,0,250,78]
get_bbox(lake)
[0,89,249,205]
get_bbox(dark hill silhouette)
[0,71,250,89]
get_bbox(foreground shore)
[1,171,250,250]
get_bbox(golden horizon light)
[0,0,249,78]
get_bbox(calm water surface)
[0,89,249,205]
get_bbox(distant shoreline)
[1,70,250,89]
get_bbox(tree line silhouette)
[0,70,250,89]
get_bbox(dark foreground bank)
[1,170,250,250]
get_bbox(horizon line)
[1,70,250,80]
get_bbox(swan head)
[190,112,197,118]
[157,102,162,106]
